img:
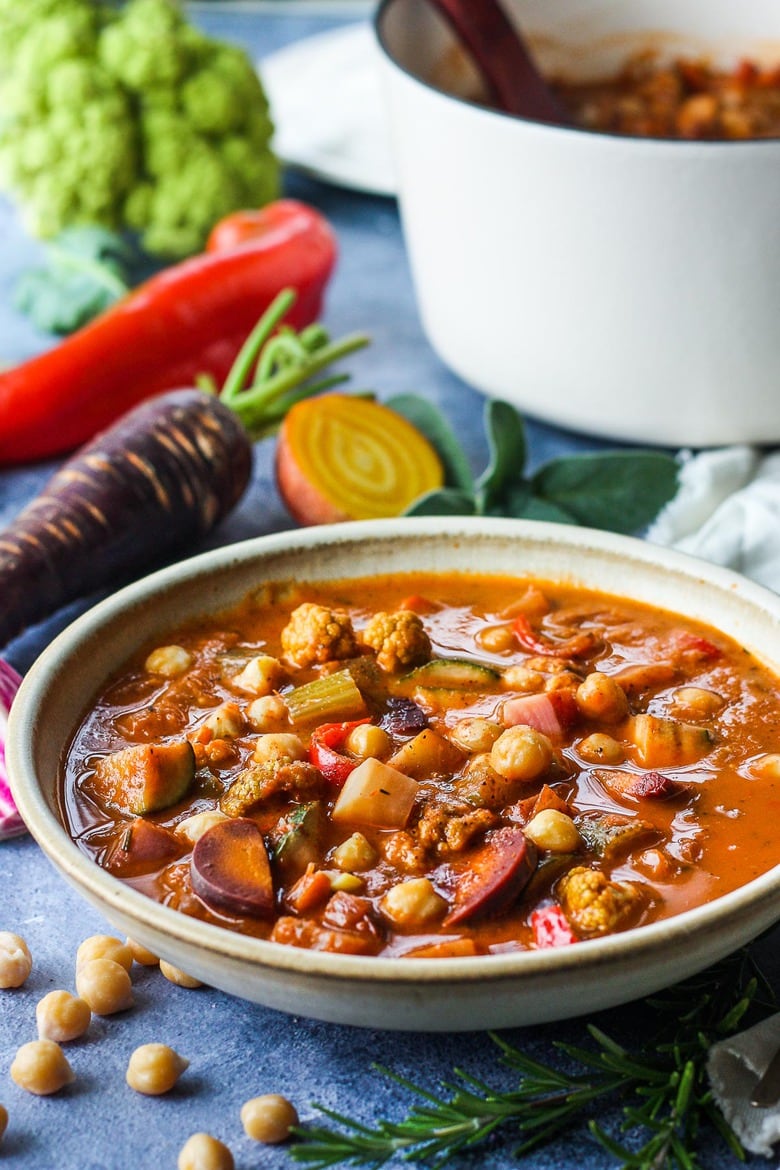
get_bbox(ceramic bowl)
[8,517,780,1031]
[375,0,780,447]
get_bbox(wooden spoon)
[424,0,569,125]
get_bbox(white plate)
[261,23,397,196]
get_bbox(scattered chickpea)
[490,726,553,783]
[331,832,378,872]
[245,694,290,733]
[159,960,202,989]
[344,723,391,760]
[201,703,244,739]
[126,1043,189,1095]
[576,673,629,723]
[231,654,284,696]
[750,753,780,782]
[36,990,91,1042]
[145,644,192,677]
[125,937,159,967]
[76,934,133,972]
[577,733,625,765]
[380,877,447,929]
[75,957,134,1015]
[0,932,32,989]
[252,733,306,767]
[671,686,725,720]
[178,1133,234,1170]
[476,624,515,653]
[10,1040,74,1096]
[176,810,230,846]
[0,1103,7,1142]
[501,665,544,692]
[241,1094,299,1144]
[524,809,582,854]
[449,718,502,753]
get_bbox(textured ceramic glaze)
[8,518,780,1030]
[376,0,780,446]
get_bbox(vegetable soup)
[60,573,780,958]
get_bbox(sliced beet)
[380,697,429,737]
[190,817,274,918]
[443,824,537,927]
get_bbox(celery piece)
[284,669,366,725]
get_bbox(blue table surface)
[1,7,778,1170]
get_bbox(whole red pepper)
[309,719,371,785]
[0,200,337,464]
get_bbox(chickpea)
[75,958,133,1015]
[159,960,202,989]
[0,932,31,989]
[201,703,244,739]
[176,810,230,846]
[0,1103,7,1142]
[331,832,377,872]
[178,1133,234,1170]
[524,809,582,854]
[344,723,391,760]
[577,733,624,765]
[476,624,515,653]
[449,718,502,753]
[252,733,306,767]
[502,665,544,692]
[125,937,159,967]
[76,934,133,972]
[490,727,553,783]
[241,1094,299,1144]
[232,655,284,696]
[750,754,780,782]
[145,644,192,677]
[10,1040,74,1095]
[380,877,447,929]
[36,990,91,1042]
[671,687,724,720]
[245,694,290,733]
[126,1043,189,1095]
[576,672,629,723]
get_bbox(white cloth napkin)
[649,445,780,1156]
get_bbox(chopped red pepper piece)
[308,718,372,785]
[676,633,722,661]
[512,614,599,659]
[531,904,578,948]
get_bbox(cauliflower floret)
[557,866,643,938]
[360,611,431,673]
[281,603,359,668]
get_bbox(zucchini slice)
[405,658,500,689]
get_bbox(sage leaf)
[531,451,679,534]
[475,399,527,511]
[405,488,477,517]
[388,394,474,493]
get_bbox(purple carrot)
[0,659,25,838]
[0,389,252,650]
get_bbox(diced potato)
[331,758,418,828]
[388,729,464,779]
[93,741,195,815]
[627,713,713,768]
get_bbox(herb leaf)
[405,488,477,517]
[15,226,133,335]
[388,394,475,493]
[475,399,527,511]
[530,451,679,534]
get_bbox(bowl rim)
[373,0,780,150]
[8,515,780,991]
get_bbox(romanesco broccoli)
[0,0,279,257]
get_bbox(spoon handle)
[423,0,567,124]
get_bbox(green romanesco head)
[0,0,279,257]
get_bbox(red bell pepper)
[0,200,337,464]
[309,719,371,785]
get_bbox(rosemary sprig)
[289,948,776,1170]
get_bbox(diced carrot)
[285,866,333,914]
